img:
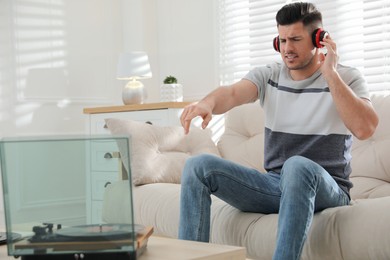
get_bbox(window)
[218,0,390,91]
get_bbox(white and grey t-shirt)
[244,62,370,195]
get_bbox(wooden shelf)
[83,102,194,114]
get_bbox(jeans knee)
[182,154,219,184]
[282,156,311,172]
[280,156,321,189]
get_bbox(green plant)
[163,75,178,84]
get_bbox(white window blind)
[218,0,390,91]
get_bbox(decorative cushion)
[104,118,220,185]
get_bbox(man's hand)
[319,35,339,77]
[180,102,213,134]
[179,80,258,134]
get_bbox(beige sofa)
[103,91,390,260]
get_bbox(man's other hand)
[180,102,213,134]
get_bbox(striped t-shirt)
[244,62,370,195]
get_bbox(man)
[178,2,378,260]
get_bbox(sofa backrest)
[217,100,265,172]
[217,91,390,200]
[349,91,390,199]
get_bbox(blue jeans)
[178,154,350,260]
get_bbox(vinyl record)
[0,232,22,245]
[56,224,144,241]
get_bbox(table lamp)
[117,52,152,105]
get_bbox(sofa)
[102,91,390,260]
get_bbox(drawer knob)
[104,152,113,159]
[104,152,120,159]
[104,182,111,188]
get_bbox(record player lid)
[0,135,137,257]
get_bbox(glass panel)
[0,135,135,257]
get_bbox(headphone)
[273,28,328,52]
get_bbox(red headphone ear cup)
[273,36,280,52]
[312,28,328,48]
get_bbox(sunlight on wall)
[14,103,40,127]
[13,0,68,101]
[0,0,69,133]
[0,0,15,136]
[57,98,71,108]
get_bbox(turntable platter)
[56,224,144,240]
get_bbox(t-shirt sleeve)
[339,66,370,100]
[243,64,275,105]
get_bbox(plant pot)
[160,84,183,102]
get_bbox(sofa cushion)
[104,118,220,185]
[350,91,390,199]
[103,182,181,237]
[217,101,266,172]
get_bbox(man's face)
[277,22,317,72]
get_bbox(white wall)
[155,0,218,100]
[0,0,124,137]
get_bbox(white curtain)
[218,0,390,91]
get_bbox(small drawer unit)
[88,140,122,223]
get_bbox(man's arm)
[180,79,258,134]
[320,37,379,140]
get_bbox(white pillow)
[104,118,220,185]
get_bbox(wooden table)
[83,101,193,114]
[0,236,246,260]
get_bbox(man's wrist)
[199,98,215,113]
[322,68,339,86]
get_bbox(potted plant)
[160,75,183,102]
[163,75,178,84]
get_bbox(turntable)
[0,136,151,259]
[11,223,153,259]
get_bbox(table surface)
[0,235,246,260]
[83,101,193,114]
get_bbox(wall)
[0,0,124,137]
[155,0,218,100]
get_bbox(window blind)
[218,0,390,91]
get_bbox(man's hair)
[276,2,323,30]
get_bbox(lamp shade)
[117,52,152,80]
